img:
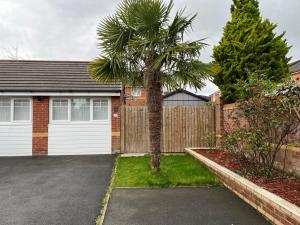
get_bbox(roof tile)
[0,60,122,92]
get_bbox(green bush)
[224,79,300,176]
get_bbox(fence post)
[215,94,224,149]
[120,105,126,153]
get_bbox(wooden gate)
[121,105,215,153]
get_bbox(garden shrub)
[224,77,300,176]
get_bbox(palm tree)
[89,0,209,171]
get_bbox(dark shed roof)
[0,60,122,92]
[290,60,300,73]
[163,89,210,101]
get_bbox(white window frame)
[92,98,111,121]
[51,98,70,122]
[0,97,32,124]
[49,97,111,124]
[131,88,141,97]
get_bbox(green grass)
[114,154,220,187]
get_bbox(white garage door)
[48,97,111,155]
[0,98,32,156]
[0,125,32,156]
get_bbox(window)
[71,98,90,121]
[0,98,11,122]
[131,88,141,97]
[13,99,30,121]
[93,99,108,120]
[52,99,68,121]
[0,98,31,123]
[51,98,109,122]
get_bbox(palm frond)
[98,16,132,55]
[88,56,143,86]
[161,0,173,25]
[154,40,207,69]
[117,0,172,39]
[161,61,211,90]
[90,0,208,91]
[166,10,197,44]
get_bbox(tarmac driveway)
[0,155,114,225]
[104,187,271,225]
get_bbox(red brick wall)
[275,147,300,175]
[124,87,146,106]
[222,101,300,175]
[292,72,300,84]
[111,97,121,153]
[32,97,49,156]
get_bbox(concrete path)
[104,187,271,225]
[0,155,114,225]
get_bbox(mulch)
[197,150,300,207]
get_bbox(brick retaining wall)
[186,148,300,225]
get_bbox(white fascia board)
[0,92,120,97]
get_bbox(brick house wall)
[32,96,49,156]
[124,87,146,106]
[111,96,121,153]
[31,96,122,155]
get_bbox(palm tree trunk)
[145,68,162,172]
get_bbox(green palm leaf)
[89,0,210,171]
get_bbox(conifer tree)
[213,0,291,103]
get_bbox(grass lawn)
[114,154,220,187]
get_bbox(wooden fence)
[121,105,215,153]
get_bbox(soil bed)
[197,150,300,207]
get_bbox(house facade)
[0,60,122,156]
[123,87,146,106]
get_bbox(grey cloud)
[0,0,299,94]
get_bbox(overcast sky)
[0,0,299,95]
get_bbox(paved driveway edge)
[97,155,118,225]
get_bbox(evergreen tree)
[213,0,291,103]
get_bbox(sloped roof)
[163,89,210,102]
[0,60,122,92]
[290,60,300,73]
